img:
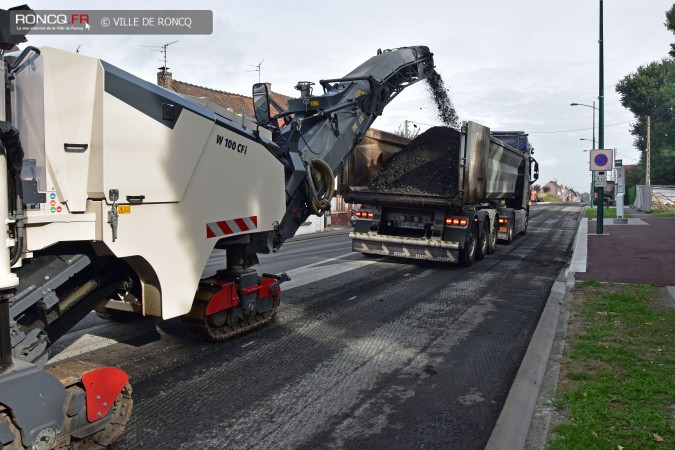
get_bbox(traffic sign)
[589,149,614,171]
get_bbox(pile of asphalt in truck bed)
[368,126,460,196]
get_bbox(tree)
[615,5,675,185]
[542,185,551,193]
[533,184,542,193]
[624,164,642,188]
[395,121,421,140]
[667,4,675,57]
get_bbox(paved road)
[48,203,582,449]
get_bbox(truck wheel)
[519,213,529,235]
[504,214,515,245]
[476,220,490,261]
[487,218,498,255]
[458,224,477,267]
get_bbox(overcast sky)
[16,0,675,193]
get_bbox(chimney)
[157,66,173,89]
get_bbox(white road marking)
[282,255,378,291]
[48,252,379,364]
[241,341,255,348]
[49,318,151,364]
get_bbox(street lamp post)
[571,101,598,206]
[596,0,605,234]
[580,139,594,205]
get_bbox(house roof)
[157,70,292,125]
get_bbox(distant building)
[543,180,581,202]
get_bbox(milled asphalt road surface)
[49,203,582,449]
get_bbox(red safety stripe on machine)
[206,216,258,238]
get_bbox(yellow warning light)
[310,100,320,107]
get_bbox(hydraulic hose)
[304,159,335,216]
[0,122,25,266]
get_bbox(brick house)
[542,180,580,202]
[156,67,291,127]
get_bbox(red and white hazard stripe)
[206,216,258,239]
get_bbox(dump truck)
[0,5,435,447]
[347,122,538,266]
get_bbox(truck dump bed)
[346,122,525,208]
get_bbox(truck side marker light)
[355,211,373,219]
[445,217,468,227]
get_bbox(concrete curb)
[485,269,569,450]
[485,213,585,449]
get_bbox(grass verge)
[540,194,562,203]
[651,209,675,218]
[585,207,632,219]
[549,283,674,449]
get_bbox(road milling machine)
[0,5,435,448]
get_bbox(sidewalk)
[576,209,675,285]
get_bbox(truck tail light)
[445,217,468,227]
[355,210,374,219]
[367,212,374,219]
[498,218,508,224]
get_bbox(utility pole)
[646,115,651,186]
[597,0,604,234]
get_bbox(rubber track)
[182,285,280,341]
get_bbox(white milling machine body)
[0,6,435,448]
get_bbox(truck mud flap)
[350,232,459,263]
